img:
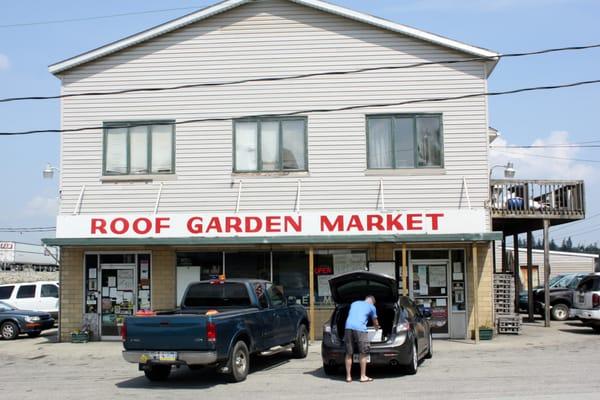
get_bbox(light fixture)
[489,162,516,179]
[43,163,60,179]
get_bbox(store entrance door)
[99,264,136,340]
[409,261,451,338]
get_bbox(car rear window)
[578,277,600,292]
[16,285,36,299]
[184,282,251,308]
[0,286,14,300]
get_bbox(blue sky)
[1,0,599,246]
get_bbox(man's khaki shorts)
[344,329,370,355]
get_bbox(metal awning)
[42,232,501,247]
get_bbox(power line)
[552,213,600,233]
[0,6,205,28]
[552,225,600,240]
[0,227,56,232]
[500,144,600,149]
[2,78,600,136]
[2,43,600,104]
[491,148,600,163]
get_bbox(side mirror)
[287,296,297,306]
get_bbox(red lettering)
[386,214,404,231]
[320,215,344,232]
[426,213,444,231]
[206,217,223,233]
[156,217,170,234]
[346,215,364,231]
[110,218,129,235]
[407,214,423,230]
[265,216,281,233]
[284,216,302,233]
[245,217,262,233]
[132,218,152,235]
[91,218,107,234]
[187,217,203,234]
[366,215,385,231]
[225,217,242,233]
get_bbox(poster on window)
[429,266,447,288]
[317,275,332,297]
[117,269,134,291]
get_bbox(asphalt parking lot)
[1,321,599,399]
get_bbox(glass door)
[410,261,451,337]
[99,264,136,340]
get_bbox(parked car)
[518,273,588,321]
[321,271,432,375]
[0,281,59,320]
[571,273,600,333]
[122,279,309,382]
[0,301,55,340]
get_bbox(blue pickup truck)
[122,279,309,382]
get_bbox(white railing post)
[295,179,302,212]
[463,177,472,209]
[235,180,243,213]
[73,185,86,215]
[154,182,164,215]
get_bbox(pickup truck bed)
[122,279,309,382]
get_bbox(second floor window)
[234,117,307,172]
[103,122,175,175]
[367,114,443,169]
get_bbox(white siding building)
[44,0,501,341]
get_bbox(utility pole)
[543,220,551,327]
[527,231,534,322]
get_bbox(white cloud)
[489,131,596,181]
[0,53,9,70]
[23,195,59,217]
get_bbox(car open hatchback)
[321,271,432,375]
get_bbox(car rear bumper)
[570,308,600,324]
[321,336,413,367]
[122,350,218,366]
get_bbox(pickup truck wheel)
[1,321,19,340]
[144,365,171,381]
[292,324,309,359]
[228,341,250,382]
[551,304,569,321]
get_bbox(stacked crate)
[493,274,522,334]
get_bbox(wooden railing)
[490,180,585,218]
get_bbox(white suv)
[0,281,59,320]
[571,273,600,334]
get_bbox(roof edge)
[42,232,501,246]
[49,0,499,75]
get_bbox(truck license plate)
[148,352,177,362]
[353,354,370,363]
[579,295,585,303]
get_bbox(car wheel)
[227,341,250,382]
[424,332,433,359]
[323,364,338,375]
[292,324,309,359]
[27,331,41,338]
[551,304,569,321]
[404,340,418,375]
[143,365,171,382]
[1,321,19,340]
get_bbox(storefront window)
[176,252,223,306]
[451,250,466,312]
[225,252,270,280]
[272,251,309,306]
[313,250,368,306]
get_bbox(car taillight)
[207,322,216,343]
[593,293,600,309]
[121,321,127,342]
[396,321,410,333]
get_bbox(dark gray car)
[0,301,55,340]
[321,272,432,375]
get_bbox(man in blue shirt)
[344,295,379,383]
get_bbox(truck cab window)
[255,283,268,308]
[267,284,285,307]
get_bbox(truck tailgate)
[124,314,210,351]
